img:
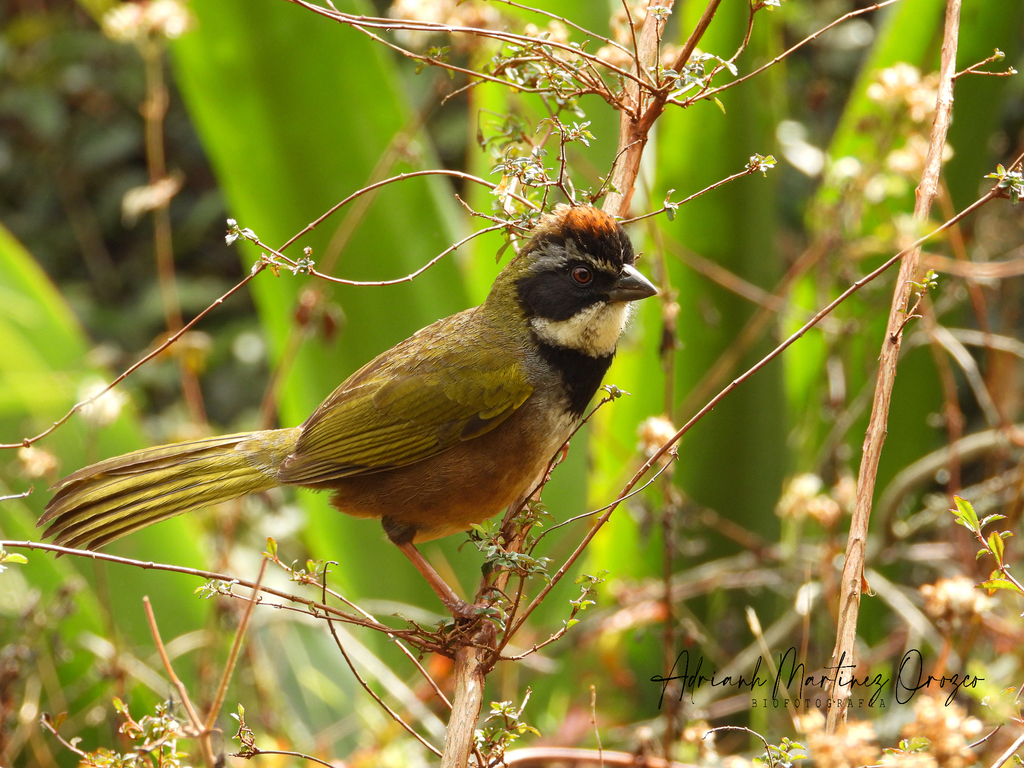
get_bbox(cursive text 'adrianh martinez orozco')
[650,647,983,709]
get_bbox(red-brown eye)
[571,266,593,285]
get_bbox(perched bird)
[39,205,657,615]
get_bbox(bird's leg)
[395,540,479,619]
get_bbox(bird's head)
[488,205,658,358]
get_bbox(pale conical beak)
[607,264,658,302]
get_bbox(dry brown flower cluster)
[901,696,983,768]
[920,576,993,630]
[806,719,879,768]
[776,473,846,528]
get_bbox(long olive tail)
[38,428,301,550]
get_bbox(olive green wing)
[276,328,533,484]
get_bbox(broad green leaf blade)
[172,0,474,607]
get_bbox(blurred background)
[2,0,1024,765]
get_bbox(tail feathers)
[40,429,299,550]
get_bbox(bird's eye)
[571,266,593,285]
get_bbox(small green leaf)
[989,531,1005,563]
[979,576,1020,594]
[953,496,980,532]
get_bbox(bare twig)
[988,732,1024,768]
[621,161,771,225]
[205,560,267,735]
[0,265,263,450]
[0,540,405,634]
[0,488,33,502]
[321,567,443,757]
[279,168,537,254]
[248,222,509,288]
[139,39,207,426]
[237,748,336,768]
[503,747,701,767]
[671,0,723,75]
[40,715,88,758]
[954,48,1017,80]
[676,1,902,107]
[142,597,213,766]
[825,0,962,733]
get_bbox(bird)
[38,204,658,616]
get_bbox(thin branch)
[503,747,701,767]
[0,540,405,635]
[987,730,1024,768]
[205,560,267,735]
[0,488,33,502]
[251,222,510,288]
[621,161,769,225]
[40,715,88,758]
[279,168,536,254]
[280,0,649,99]
[671,0,723,74]
[0,264,264,450]
[237,748,336,768]
[705,726,774,768]
[321,567,443,757]
[676,1,901,107]
[826,0,962,733]
[142,597,213,766]
[954,48,1017,80]
[492,0,630,56]
[139,39,207,427]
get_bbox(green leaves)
[986,163,1024,204]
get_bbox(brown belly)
[323,403,570,544]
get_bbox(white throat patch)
[531,301,633,358]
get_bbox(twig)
[249,222,509,288]
[671,0,723,74]
[280,0,649,100]
[503,747,700,767]
[139,38,207,426]
[825,0,962,733]
[238,748,336,768]
[0,488,33,502]
[0,540,404,634]
[0,263,263,450]
[142,597,213,766]
[278,168,537,254]
[40,715,88,758]
[988,732,1024,768]
[676,1,901,107]
[603,0,674,217]
[621,162,769,224]
[704,726,774,768]
[205,560,267,735]
[321,567,443,757]
[590,685,603,766]
[955,48,1016,80]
